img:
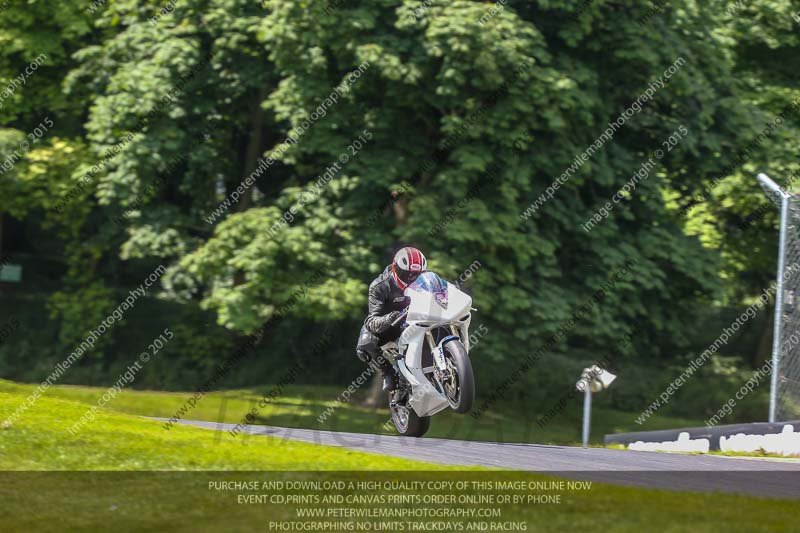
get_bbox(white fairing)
[396,280,472,417]
[407,283,472,324]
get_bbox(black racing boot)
[381,370,397,392]
[369,353,397,392]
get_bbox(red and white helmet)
[392,247,427,290]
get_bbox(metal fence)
[757,173,800,422]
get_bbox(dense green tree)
[176,0,757,363]
[1,0,798,402]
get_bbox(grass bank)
[0,379,702,446]
[0,385,799,531]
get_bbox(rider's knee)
[356,330,378,353]
[356,348,372,364]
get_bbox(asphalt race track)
[160,418,800,499]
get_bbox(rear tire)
[441,340,475,413]
[390,403,431,437]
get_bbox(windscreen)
[408,272,448,294]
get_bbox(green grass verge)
[3,470,800,533]
[0,388,452,471]
[1,384,799,531]
[0,379,703,446]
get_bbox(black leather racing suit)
[355,266,408,375]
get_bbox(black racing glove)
[382,310,403,329]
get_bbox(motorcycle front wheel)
[440,340,475,413]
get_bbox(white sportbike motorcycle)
[381,272,476,437]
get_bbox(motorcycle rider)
[356,247,427,391]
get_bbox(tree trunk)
[393,195,409,225]
[236,88,266,213]
[232,90,265,288]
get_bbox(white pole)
[769,194,789,423]
[582,387,592,448]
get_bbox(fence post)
[769,194,789,423]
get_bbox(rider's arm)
[364,282,397,334]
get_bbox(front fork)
[427,329,461,390]
[425,332,446,371]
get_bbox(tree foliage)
[1,0,798,394]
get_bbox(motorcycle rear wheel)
[390,403,431,437]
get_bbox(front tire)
[441,340,475,413]
[390,403,431,437]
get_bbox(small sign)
[0,264,22,283]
